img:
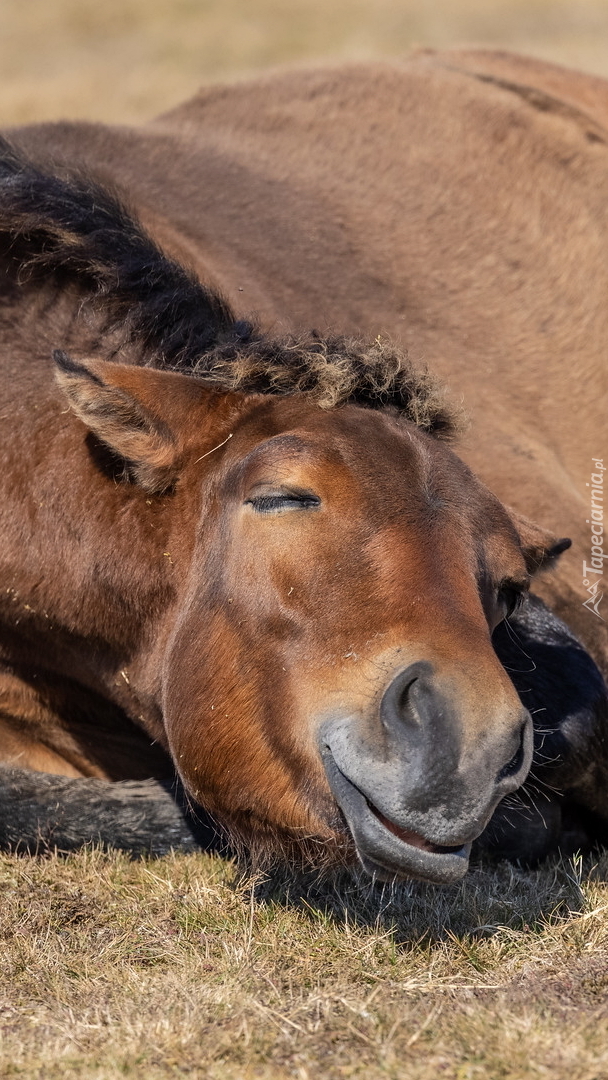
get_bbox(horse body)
[10,48,608,659]
[0,49,607,878]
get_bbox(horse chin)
[320,745,471,884]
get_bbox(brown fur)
[0,48,606,874]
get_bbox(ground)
[2,2,608,1078]
[2,848,608,1079]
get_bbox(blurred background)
[2,0,608,126]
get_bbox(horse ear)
[508,507,571,574]
[54,351,185,494]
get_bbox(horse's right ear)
[509,507,571,574]
[54,351,206,494]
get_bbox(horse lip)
[366,801,465,855]
[319,742,471,884]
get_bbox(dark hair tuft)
[0,137,460,438]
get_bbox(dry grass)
[2,847,608,1079]
[3,0,608,126]
[3,3,608,1078]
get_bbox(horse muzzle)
[318,661,533,883]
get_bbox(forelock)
[179,335,462,439]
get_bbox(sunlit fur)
[1,48,607,872]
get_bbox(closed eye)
[245,490,321,514]
[497,583,527,619]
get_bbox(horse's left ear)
[508,508,571,574]
[54,351,207,494]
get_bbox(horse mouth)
[320,744,471,883]
[366,800,465,856]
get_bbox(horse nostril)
[496,722,527,783]
[396,676,418,716]
[380,661,434,733]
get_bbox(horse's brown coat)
[10,48,607,651]
[0,48,606,878]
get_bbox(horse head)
[55,343,569,881]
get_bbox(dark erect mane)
[0,136,459,438]
[0,134,235,360]
[186,335,460,437]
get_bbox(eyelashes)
[245,491,321,514]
